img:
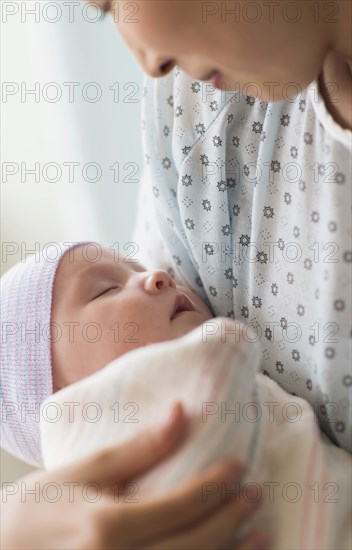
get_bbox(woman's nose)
[143,270,176,295]
[143,53,176,77]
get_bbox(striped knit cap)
[1,242,90,466]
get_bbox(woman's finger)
[234,530,270,550]
[58,402,185,487]
[102,458,244,544]
[143,485,262,550]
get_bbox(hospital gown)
[133,68,352,452]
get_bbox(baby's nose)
[143,270,176,294]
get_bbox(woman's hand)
[1,403,268,549]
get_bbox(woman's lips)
[200,70,223,90]
[209,71,223,89]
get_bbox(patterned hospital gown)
[132,68,352,452]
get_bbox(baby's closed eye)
[94,286,120,299]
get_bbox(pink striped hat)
[0,242,90,466]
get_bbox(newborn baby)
[1,240,211,466]
[1,241,351,549]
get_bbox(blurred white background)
[1,0,143,481]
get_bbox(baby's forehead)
[60,244,145,277]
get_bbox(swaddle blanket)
[41,319,351,549]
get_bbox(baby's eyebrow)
[76,259,145,280]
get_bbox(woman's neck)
[319,50,352,131]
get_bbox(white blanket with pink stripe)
[41,319,351,549]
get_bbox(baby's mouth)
[171,293,196,320]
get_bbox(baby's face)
[51,245,212,391]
